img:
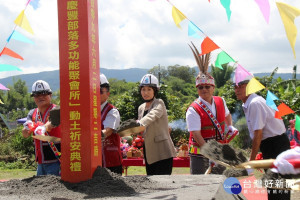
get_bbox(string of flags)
[157,0,300,130]
[0,0,37,103]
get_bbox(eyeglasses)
[197,85,211,90]
[31,91,51,97]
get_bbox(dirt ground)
[0,167,167,200]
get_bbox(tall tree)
[167,65,196,83]
[211,64,234,88]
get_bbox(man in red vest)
[100,74,122,175]
[22,80,61,176]
[186,46,235,174]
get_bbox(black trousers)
[107,165,123,175]
[143,144,173,175]
[260,134,291,200]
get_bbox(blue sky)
[0,0,299,79]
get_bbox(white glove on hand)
[34,125,46,136]
[23,120,33,131]
[271,147,300,175]
[228,125,239,135]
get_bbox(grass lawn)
[0,169,36,180]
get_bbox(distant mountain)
[0,68,149,92]
[0,68,297,92]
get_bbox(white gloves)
[271,147,300,175]
[23,120,33,131]
[227,125,239,135]
[34,125,46,136]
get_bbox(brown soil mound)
[0,167,161,200]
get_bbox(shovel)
[32,135,61,143]
[118,126,145,137]
[206,158,300,169]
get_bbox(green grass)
[0,169,36,180]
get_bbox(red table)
[122,157,190,175]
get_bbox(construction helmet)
[31,80,52,97]
[139,74,159,89]
[100,74,109,86]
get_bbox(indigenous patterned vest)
[101,103,122,167]
[32,104,61,163]
[188,96,225,156]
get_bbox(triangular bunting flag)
[0,83,9,91]
[188,22,203,39]
[215,51,235,69]
[220,0,231,21]
[254,0,270,23]
[0,99,4,104]
[14,10,34,35]
[172,6,186,28]
[276,2,300,58]
[266,91,279,111]
[295,115,300,132]
[0,47,24,60]
[200,37,220,55]
[234,64,253,85]
[7,30,34,44]
[0,64,22,72]
[275,103,295,119]
[246,77,265,95]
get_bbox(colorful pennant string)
[0,47,24,60]
[215,51,235,69]
[295,115,300,132]
[172,6,186,28]
[254,0,270,24]
[14,10,34,35]
[234,64,253,85]
[0,64,22,72]
[266,91,279,111]
[220,0,232,21]
[274,103,295,119]
[276,2,300,58]
[0,83,10,91]
[246,77,265,95]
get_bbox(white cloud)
[0,0,299,79]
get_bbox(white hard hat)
[100,74,109,86]
[139,74,159,89]
[31,80,52,96]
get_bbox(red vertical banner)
[57,0,101,183]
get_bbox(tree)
[148,65,168,82]
[210,64,234,88]
[167,65,196,83]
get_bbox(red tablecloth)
[122,157,190,175]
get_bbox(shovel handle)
[270,159,300,169]
[242,159,300,169]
